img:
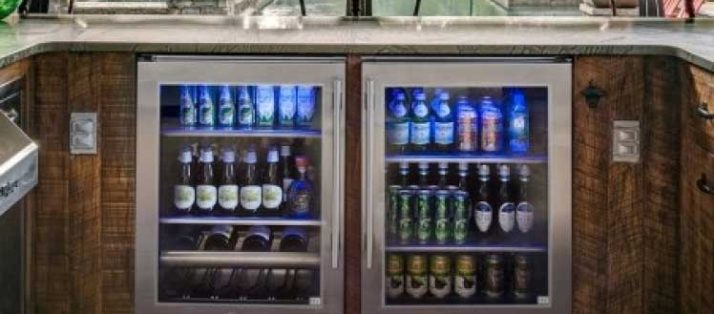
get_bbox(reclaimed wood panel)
[30,52,135,314]
[573,56,681,314]
[679,63,714,314]
[344,55,362,314]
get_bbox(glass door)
[136,56,344,314]
[362,58,571,314]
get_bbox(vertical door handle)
[331,79,343,269]
[364,79,375,269]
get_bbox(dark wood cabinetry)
[1,53,712,314]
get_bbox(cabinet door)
[679,134,714,313]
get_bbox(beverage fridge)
[135,56,345,314]
[361,58,572,314]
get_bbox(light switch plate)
[613,120,640,163]
[70,112,97,154]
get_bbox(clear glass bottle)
[197,85,215,127]
[237,86,255,128]
[387,92,410,153]
[178,85,197,127]
[433,91,454,152]
[410,92,431,152]
[217,85,235,128]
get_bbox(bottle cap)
[458,162,468,171]
[480,96,494,105]
[415,93,426,101]
[498,164,511,178]
[295,155,309,170]
[439,92,450,101]
[221,148,235,163]
[518,164,530,178]
[280,144,292,157]
[267,147,279,163]
[244,147,257,164]
[199,148,214,163]
[418,162,429,171]
[396,92,406,101]
[478,164,490,177]
[178,148,193,163]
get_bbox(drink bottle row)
[387,162,535,245]
[386,88,530,154]
[385,253,535,302]
[172,143,315,218]
[177,85,318,129]
[166,225,310,252]
[160,266,318,302]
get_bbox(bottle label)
[391,104,407,118]
[218,103,235,126]
[457,109,477,152]
[199,103,214,126]
[410,122,430,145]
[509,113,529,152]
[296,87,315,126]
[291,190,311,215]
[279,89,297,124]
[453,217,468,243]
[429,274,453,298]
[499,202,516,233]
[196,185,217,210]
[406,275,428,299]
[238,102,254,126]
[174,185,195,211]
[516,202,535,233]
[262,184,283,209]
[386,275,405,299]
[413,104,429,118]
[481,112,503,152]
[389,122,410,145]
[454,274,477,298]
[434,122,454,145]
[180,105,196,126]
[475,201,493,233]
[240,185,262,211]
[218,185,239,210]
[256,88,275,126]
[283,178,294,202]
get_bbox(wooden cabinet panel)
[681,64,714,153]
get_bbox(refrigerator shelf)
[161,126,322,139]
[159,216,322,227]
[159,296,313,305]
[384,244,547,253]
[384,153,547,164]
[160,251,321,268]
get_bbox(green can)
[398,190,414,243]
[452,191,470,243]
[434,190,451,243]
[415,190,433,243]
[387,185,402,240]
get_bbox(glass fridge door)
[362,58,571,314]
[136,57,344,314]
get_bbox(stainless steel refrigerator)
[361,57,572,314]
[135,56,345,314]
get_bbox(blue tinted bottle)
[179,85,197,127]
[508,90,530,153]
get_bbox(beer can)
[415,190,433,243]
[385,254,405,299]
[387,185,401,240]
[405,254,428,299]
[485,254,505,298]
[457,104,478,152]
[452,191,470,243]
[398,190,414,243]
[433,190,451,243]
[513,254,531,299]
[429,255,453,299]
[454,254,477,298]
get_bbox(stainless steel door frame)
[136,58,345,314]
[361,60,572,314]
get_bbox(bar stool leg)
[300,0,306,15]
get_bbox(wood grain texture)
[344,54,362,314]
[679,63,714,314]
[573,56,681,314]
[29,52,135,314]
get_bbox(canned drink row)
[385,253,532,301]
[387,185,471,244]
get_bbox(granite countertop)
[1,15,714,70]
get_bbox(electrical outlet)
[612,120,640,163]
[70,112,97,154]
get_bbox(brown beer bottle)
[173,147,195,215]
[261,146,282,216]
[474,164,494,234]
[217,148,239,215]
[497,164,516,234]
[195,147,217,215]
[239,146,261,216]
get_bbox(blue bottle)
[296,86,316,128]
[217,85,235,128]
[508,90,530,153]
[197,85,215,127]
[179,85,197,127]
